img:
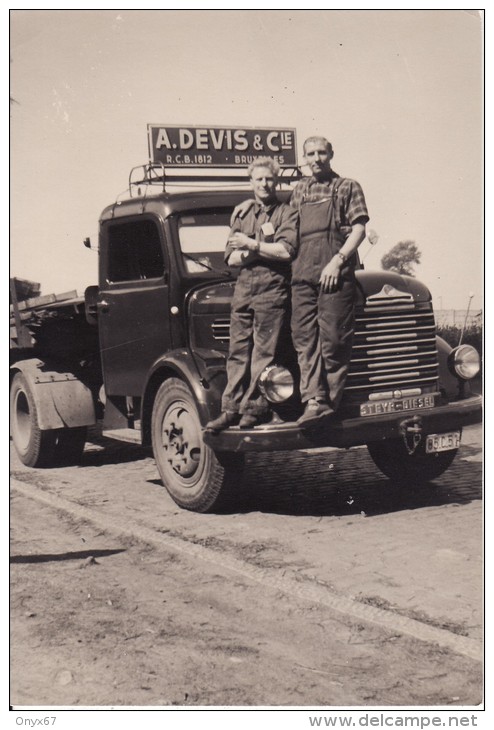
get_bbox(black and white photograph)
[9,8,485,723]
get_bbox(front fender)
[141,349,226,444]
[436,336,469,399]
[10,358,96,430]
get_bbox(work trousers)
[291,276,356,411]
[222,268,289,416]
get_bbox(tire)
[367,434,460,485]
[10,372,58,467]
[10,372,87,468]
[151,378,244,512]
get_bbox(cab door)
[98,216,171,396]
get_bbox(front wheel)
[367,434,460,485]
[151,378,244,512]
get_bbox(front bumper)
[203,394,482,453]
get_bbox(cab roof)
[99,187,293,223]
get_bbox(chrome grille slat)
[352,350,437,364]
[358,310,432,317]
[348,363,438,379]
[352,337,436,350]
[368,359,419,369]
[364,320,418,329]
[369,371,422,382]
[356,325,436,336]
[357,313,434,319]
[346,375,439,391]
[365,333,420,342]
[363,305,415,313]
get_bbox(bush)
[436,323,482,358]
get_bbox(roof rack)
[128,162,303,198]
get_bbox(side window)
[106,219,165,283]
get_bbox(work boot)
[239,413,260,429]
[205,411,240,432]
[297,399,333,428]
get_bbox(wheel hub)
[161,405,201,479]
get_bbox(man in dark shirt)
[205,157,299,431]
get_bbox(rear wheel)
[11,372,57,467]
[10,372,87,468]
[151,378,244,512]
[367,435,459,485]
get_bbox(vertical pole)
[459,294,474,346]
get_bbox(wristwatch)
[336,251,346,263]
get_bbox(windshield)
[177,211,232,275]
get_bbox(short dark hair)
[303,136,333,155]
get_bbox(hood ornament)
[366,284,414,305]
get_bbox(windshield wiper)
[182,252,232,278]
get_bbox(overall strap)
[331,176,344,231]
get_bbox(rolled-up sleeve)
[273,205,299,259]
[224,218,242,263]
[341,179,369,226]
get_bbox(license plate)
[360,394,435,417]
[425,431,461,453]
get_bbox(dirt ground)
[9,425,483,708]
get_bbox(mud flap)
[10,358,96,430]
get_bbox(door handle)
[97,300,110,313]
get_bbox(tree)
[381,240,421,277]
[10,277,41,303]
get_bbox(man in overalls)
[206,157,299,431]
[290,136,369,427]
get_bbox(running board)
[102,428,142,445]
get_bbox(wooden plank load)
[10,280,82,350]
[9,279,99,368]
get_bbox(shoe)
[297,400,333,428]
[205,411,240,432]
[239,414,260,429]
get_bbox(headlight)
[258,365,294,403]
[448,345,480,380]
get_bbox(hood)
[188,280,236,316]
[355,271,431,307]
[188,271,432,315]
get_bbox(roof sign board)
[147,125,297,168]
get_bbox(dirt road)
[10,425,483,707]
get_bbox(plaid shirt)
[290,171,369,230]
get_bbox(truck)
[10,148,482,513]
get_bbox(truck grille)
[211,302,439,398]
[346,302,439,395]
[211,319,230,344]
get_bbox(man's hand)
[319,257,343,293]
[228,232,257,251]
[230,199,255,225]
[227,249,254,267]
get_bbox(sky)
[9,9,484,310]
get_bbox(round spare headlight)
[448,344,480,380]
[258,365,294,403]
